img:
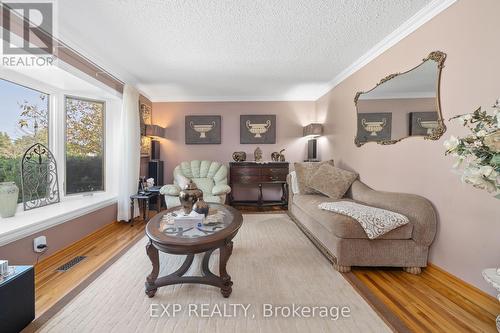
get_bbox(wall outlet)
[33,236,47,253]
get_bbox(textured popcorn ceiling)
[58,0,433,101]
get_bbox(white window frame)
[63,95,106,196]
[0,68,121,246]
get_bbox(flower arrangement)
[444,99,500,198]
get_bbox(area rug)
[31,214,391,333]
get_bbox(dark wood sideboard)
[229,162,289,208]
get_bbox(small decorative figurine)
[254,147,263,162]
[232,151,247,162]
[271,149,286,162]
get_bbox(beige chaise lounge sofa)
[287,176,437,274]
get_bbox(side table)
[0,266,35,333]
[482,268,500,332]
[130,192,159,224]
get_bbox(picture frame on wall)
[185,115,222,144]
[240,114,276,144]
[409,111,439,136]
[356,112,392,143]
[140,103,152,136]
[140,136,151,157]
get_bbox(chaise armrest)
[212,184,231,196]
[160,184,181,196]
[349,181,437,246]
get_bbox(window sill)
[0,194,117,247]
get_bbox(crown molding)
[149,95,317,103]
[314,0,457,100]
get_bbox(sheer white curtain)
[117,85,140,221]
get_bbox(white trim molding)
[316,0,457,100]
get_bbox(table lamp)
[303,123,323,162]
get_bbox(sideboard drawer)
[261,174,287,182]
[230,167,261,176]
[234,175,264,184]
[266,168,289,175]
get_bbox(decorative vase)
[232,151,246,162]
[0,182,19,218]
[179,181,203,215]
[193,197,209,217]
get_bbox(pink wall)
[152,101,315,200]
[316,0,500,296]
[0,204,117,264]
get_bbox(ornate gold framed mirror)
[354,51,446,147]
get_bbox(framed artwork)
[185,115,221,144]
[409,111,439,136]
[140,103,152,136]
[356,112,392,143]
[140,136,151,157]
[240,114,276,144]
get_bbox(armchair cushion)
[160,184,181,196]
[212,184,231,196]
[174,173,190,189]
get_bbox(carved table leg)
[145,240,160,297]
[219,241,234,298]
[258,183,263,208]
[129,198,134,225]
[145,199,150,222]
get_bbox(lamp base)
[307,138,318,161]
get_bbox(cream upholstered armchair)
[160,160,231,209]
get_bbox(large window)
[0,79,49,202]
[65,96,105,195]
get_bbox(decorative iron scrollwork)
[21,143,60,211]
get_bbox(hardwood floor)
[34,218,146,318]
[351,266,500,332]
[34,212,500,332]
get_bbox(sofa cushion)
[292,194,413,240]
[309,164,358,199]
[294,160,334,194]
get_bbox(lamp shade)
[145,124,166,138]
[303,123,323,137]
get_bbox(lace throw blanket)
[318,201,409,239]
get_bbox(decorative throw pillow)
[294,160,334,194]
[308,164,358,199]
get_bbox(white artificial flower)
[479,165,494,177]
[462,166,497,193]
[444,136,459,151]
[458,114,473,125]
[452,156,464,169]
[476,130,487,137]
[472,140,483,148]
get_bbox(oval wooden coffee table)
[145,203,243,298]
